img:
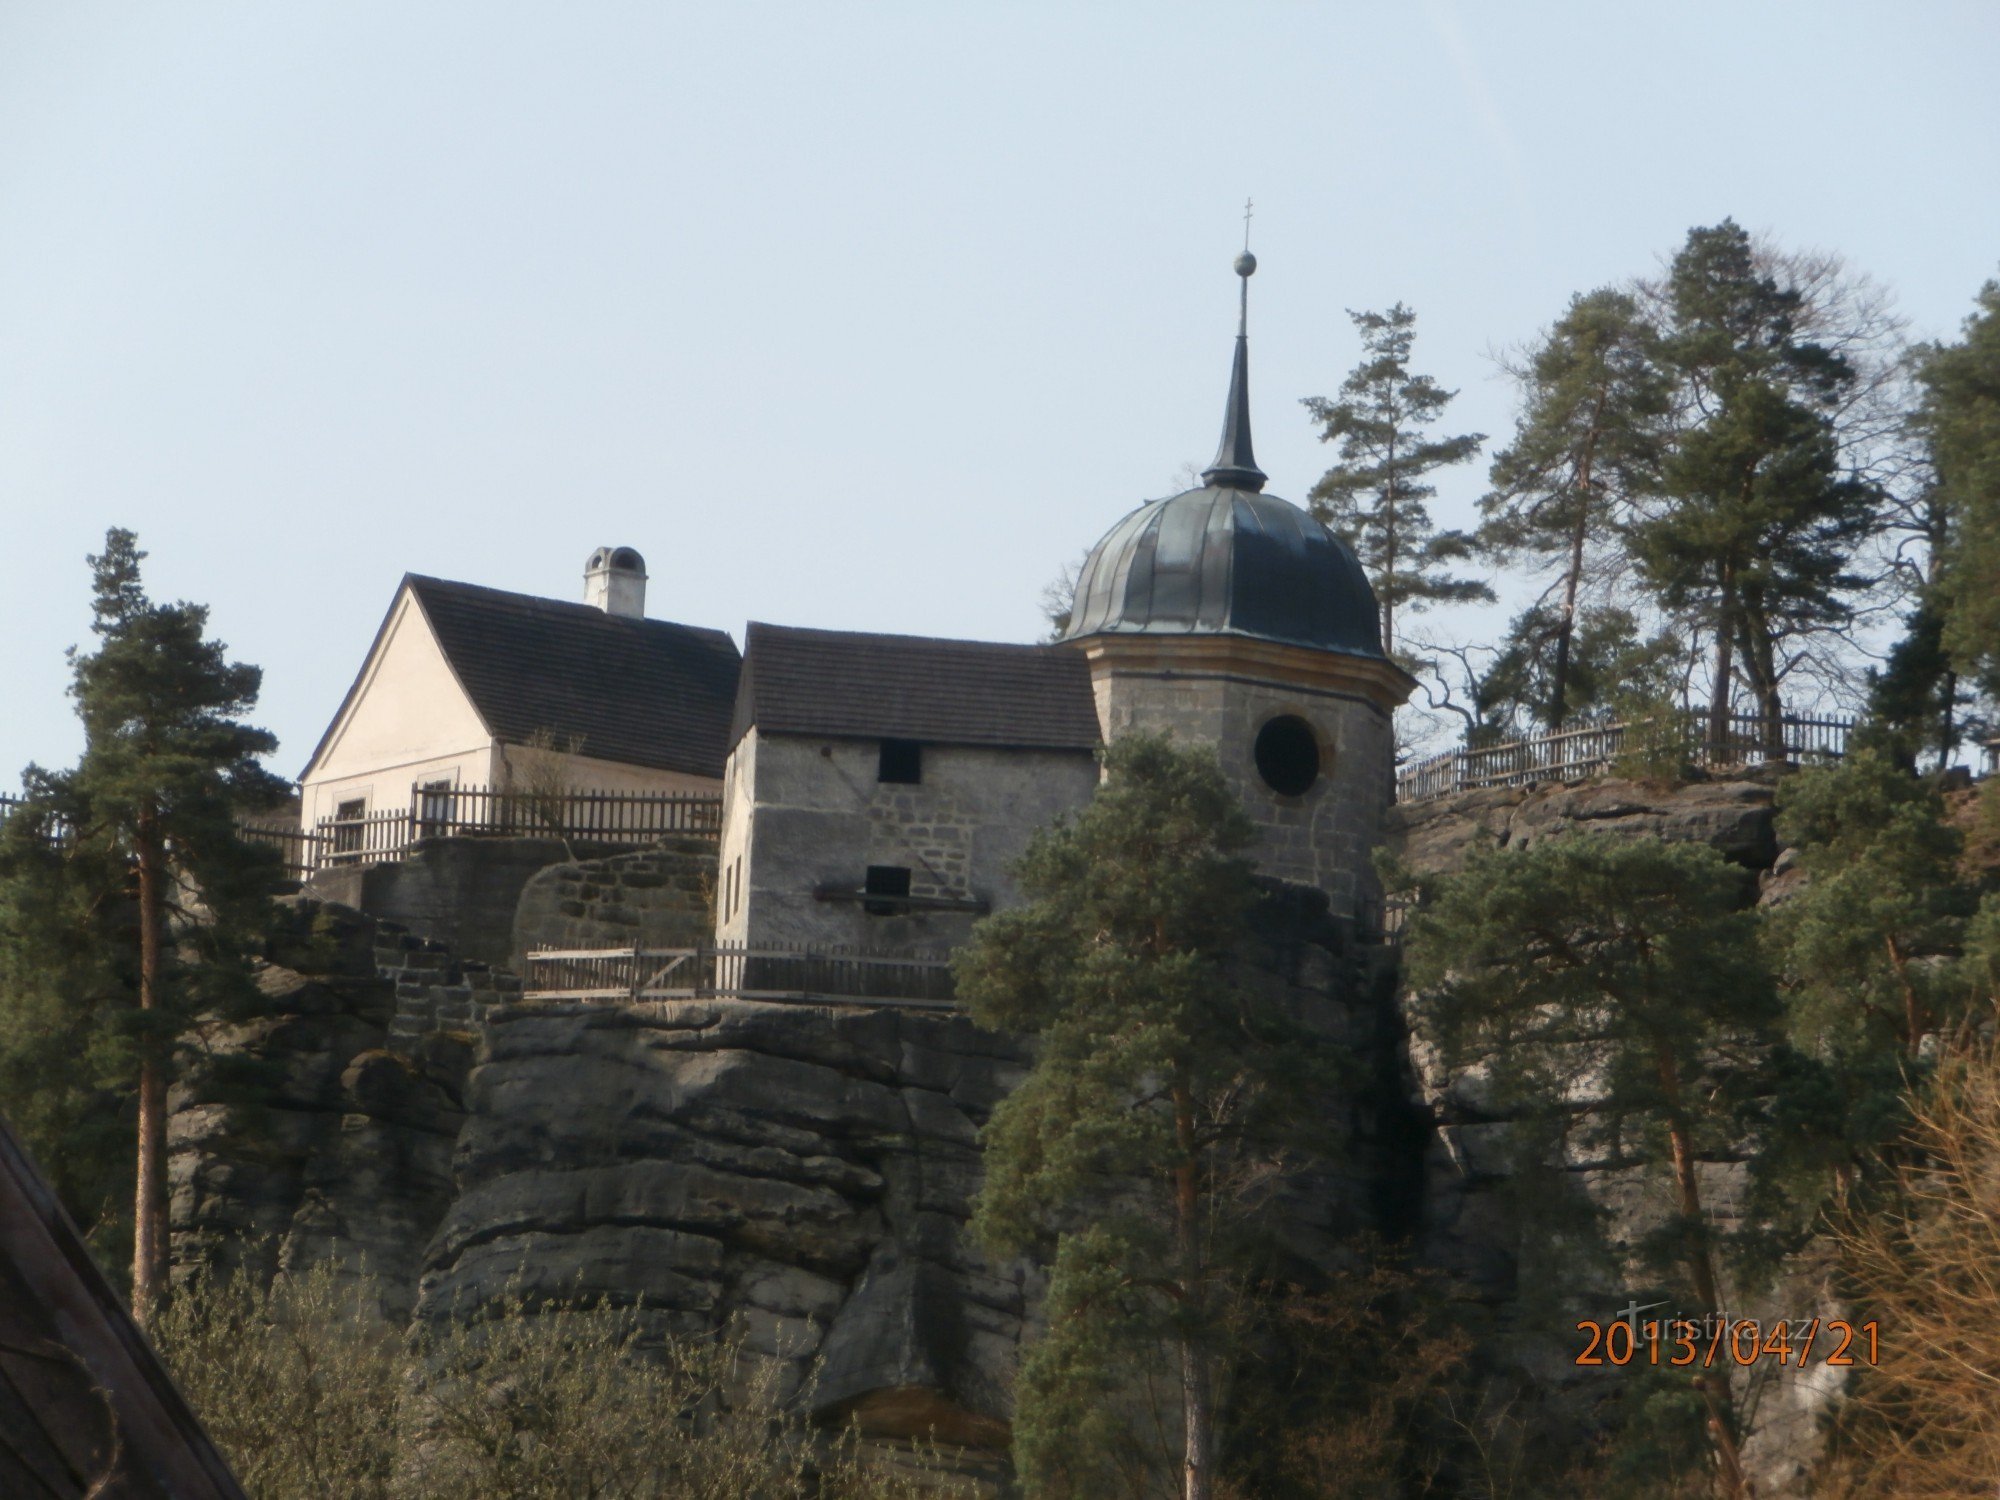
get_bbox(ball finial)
[1234,250,1257,278]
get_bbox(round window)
[1254,715,1320,796]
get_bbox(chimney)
[583,546,647,618]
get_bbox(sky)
[2,2,1996,783]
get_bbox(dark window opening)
[332,798,367,857]
[864,865,912,915]
[1254,716,1321,797]
[415,780,454,838]
[878,739,923,784]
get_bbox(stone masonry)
[1092,668,1398,911]
[509,837,717,972]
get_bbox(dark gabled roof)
[302,577,742,781]
[0,1115,247,1499]
[731,623,1101,752]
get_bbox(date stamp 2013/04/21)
[1576,1312,1879,1370]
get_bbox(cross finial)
[1204,219,1267,494]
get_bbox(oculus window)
[1254,716,1321,797]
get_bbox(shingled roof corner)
[405,576,743,778]
[730,623,1102,752]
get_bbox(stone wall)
[1094,669,1396,912]
[305,834,723,976]
[306,836,579,970]
[509,838,717,971]
[729,733,1101,955]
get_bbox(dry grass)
[155,1265,968,1500]
[1818,1033,2000,1497]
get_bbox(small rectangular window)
[863,864,912,916]
[877,739,922,785]
[332,798,367,858]
[415,779,454,838]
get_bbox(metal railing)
[524,941,959,1009]
[1396,713,1853,804]
[1352,893,1414,945]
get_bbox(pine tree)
[1477,603,1683,741]
[1479,289,1672,727]
[1303,304,1490,657]
[1631,222,1879,756]
[1926,280,2000,702]
[1770,750,1975,1064]
[0,768,135,1251]
[0,530,286,1320]
[1860,598,1979,770]
[1401,833,1780,1498]
[1747,751,1983,1241]
[955,735,1343,1500]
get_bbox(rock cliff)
[170,840,1391,1493]
[170,772,1832,1489]
[1386,767,1837,1496]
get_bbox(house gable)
[300,585,493,786]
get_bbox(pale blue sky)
[2,2,1996,781]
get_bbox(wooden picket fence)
[0,794,72,848]
[524,940,958,1010]
[1396,713,1853,804]
[2,787,722,881]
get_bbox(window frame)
[863,864,913,916]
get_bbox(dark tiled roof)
[732,623,1102,752]
[0,1116,247,1498]
[303,577,742,780]
[409,578,741,777]
[1063,486,1386,657]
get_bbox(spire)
[1201,211,1267,492]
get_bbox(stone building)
[716,623,1102,955]
[299,252,1410,938]
[189,258,1426,1492]
[1057,253,1413,908]
[710,250,1411,950]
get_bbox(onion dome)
[1060,251,1386,658]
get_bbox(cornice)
[1064,632,1416,712]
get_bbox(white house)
[298,548,741,836]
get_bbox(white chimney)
[583,546,647,618]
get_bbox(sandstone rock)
[419,1224,726,1319]
[1385,768,1787,879]
[176,859,1387,1493]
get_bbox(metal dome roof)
[1060,486,1386,657]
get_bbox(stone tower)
[1059,253,1413,910]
